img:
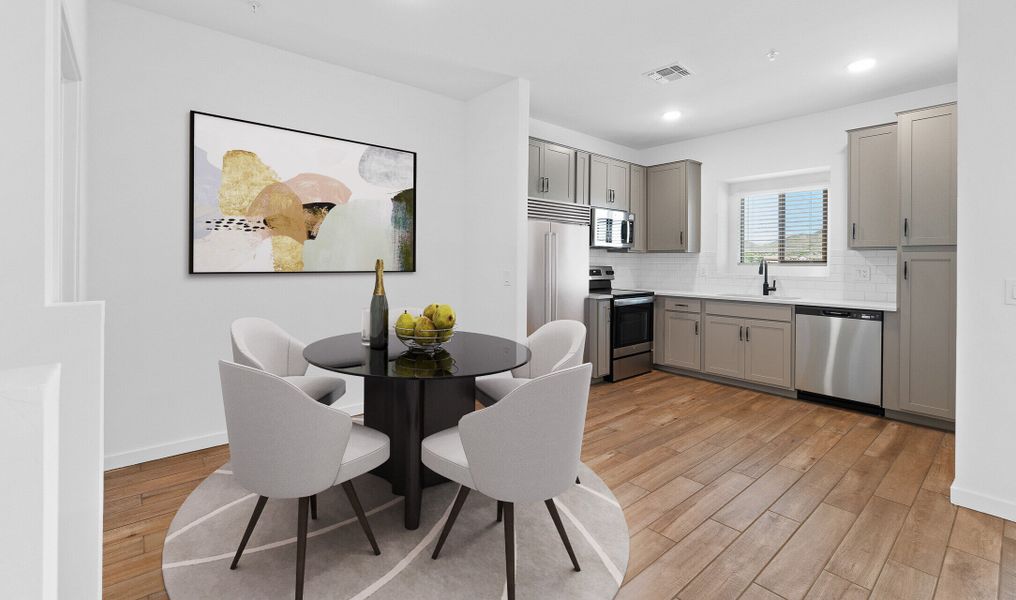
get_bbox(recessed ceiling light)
[847,58,877,73]
[662,111,682,122]
[767,49,780,62]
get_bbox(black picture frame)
[189,110,417,274]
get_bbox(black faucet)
[759,259,777,296]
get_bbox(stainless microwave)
[589,207,635,250]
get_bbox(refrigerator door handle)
[544,232,553,321]
[551,232,559,320]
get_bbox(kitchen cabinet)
[899,103,957,246]
[701,302,794,389]
[703,316,744,379]
[647,160,701,252]
[528,138,576,204]
[743,320,793,388]
[590,155,630,210]
[629,164,647,252]
[658,302,701,371]
[847,123,898,248]
[575,151,590,205]
[899,250,956,420]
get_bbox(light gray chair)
[475,319,586,407]
[423,363,592,600]
[230,317,347,406]
[219,361,389,600]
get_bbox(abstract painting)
[190,111,416,273]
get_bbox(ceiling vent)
[645,62,693,84]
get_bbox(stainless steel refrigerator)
[526,200,590,335]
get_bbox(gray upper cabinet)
[575,151,590,205]
[848,123,898,248]
[528,138,576,203]
[899,103,957,246]
[647,160,702,252]
[629,164,647,252]
[899,250,956,420]
[590,154,630,210]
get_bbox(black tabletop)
[303,331,531,380]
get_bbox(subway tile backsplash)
[591,249,897,305]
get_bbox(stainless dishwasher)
[795,306,883,407]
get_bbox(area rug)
[162,463,629,599]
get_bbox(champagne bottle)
[369,258,389,349]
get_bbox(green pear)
[433,304,456,330]
[394,311,416,338]
[423,303,440,320]
[414,316,437,343]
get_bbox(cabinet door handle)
[738,326,743,341]
[903,217,909,238]
[680,231,684,245]
[903,260,908,280]
[852,222,857,240]
[694,321,699,335]
[745,326,750,342]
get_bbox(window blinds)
[740,188,828,264]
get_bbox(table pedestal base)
[364,376,476,530]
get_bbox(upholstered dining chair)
[231,317,348,407]
[219,361,390,600]
[422,363,592,600]
[475,319,586,407]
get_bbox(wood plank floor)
[103,370,1007,599]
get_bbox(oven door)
[612,296,654,356]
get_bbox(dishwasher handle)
[795,305,883,321]
[822,310,851,318]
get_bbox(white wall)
[1,0,105,597]
[467,81,530,340]
[530,118,641,164]
[607,84,958,301]
[88,1,528,467]
[951,0,1016,520]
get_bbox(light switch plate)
[1006,279,1016,305]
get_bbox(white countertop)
[651,290,896,312]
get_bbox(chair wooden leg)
[310,494,318,520]
[230,495,268,570]
[504,502,515,600]
[342,481,380,555]
[545,499,581,571]
[296,497,309,600]
[497,500,504,523]
[432,485,471,559]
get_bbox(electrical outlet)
[502,269,512,287]
[1005,279,1016,305]
[697,266,708,277]
[854,266,871,282]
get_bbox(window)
[739,188,828,264]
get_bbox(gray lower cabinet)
[899,250,956,420]
[899,103,957,246]
[743,319,793,388]
[528,138,576,203]
[661,310,701,371]
[848,123,898,248]
[703,316,745,379]
[647,160,701,252]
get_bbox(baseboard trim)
[950,483,1016,521]
[104,431,228,470]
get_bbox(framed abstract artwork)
[189,111,416,273]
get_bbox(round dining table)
[304,331,530,530]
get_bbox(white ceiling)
[113,0,958,149]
